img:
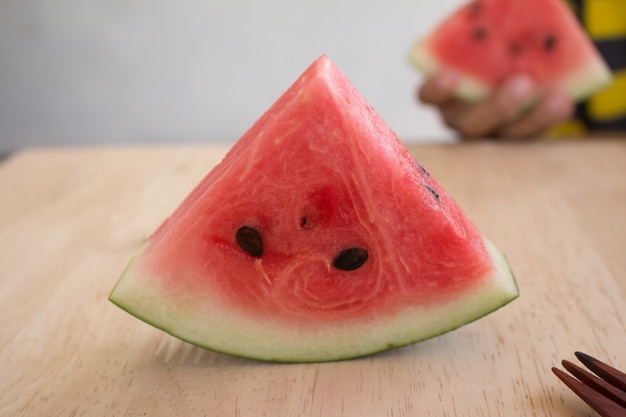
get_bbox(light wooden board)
[1,141,625,417]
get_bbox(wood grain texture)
[1,141,625,417]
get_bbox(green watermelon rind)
[409,39,491,102]
[408,38,613,103]
[109,236,518,363]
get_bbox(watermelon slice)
[408,0,612,102]
[109,55,518,362]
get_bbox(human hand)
[418,70,574,139]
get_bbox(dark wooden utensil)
[553,352,626,417]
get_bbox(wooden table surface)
[1,140,625,417]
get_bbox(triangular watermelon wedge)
[109,55,518,362]
[408,0,612,102]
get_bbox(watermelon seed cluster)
[466,0,559,58]
[236,224,369,271]
[412,160,441,202]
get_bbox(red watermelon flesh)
[408,0,612,102]
[110,55,518,362]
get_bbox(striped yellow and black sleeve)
[551,0,626,136]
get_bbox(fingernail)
[504,76,533,101]
[435,69,459,90]
[546,92,574,119]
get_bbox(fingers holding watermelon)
[496,89,574,138]
[409,0,612,139]
[418,70,574,139]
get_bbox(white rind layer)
[408,39,613,103]
[409,40,491,102]
[556,57,613,102]
[109,237,518,363]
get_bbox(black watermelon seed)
[236,226,263,257]
[543,34,557,51]
[424,184,441,201]
[414,161,430,176]
[468,0,482,15]
[508,42,523,56]
[333,247,368,271]
[472,26,487,41]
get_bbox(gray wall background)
[0,0,464,154]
